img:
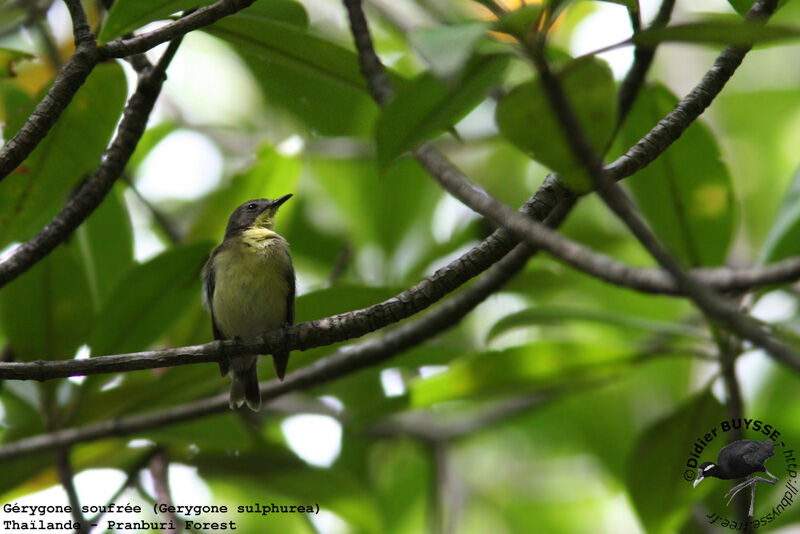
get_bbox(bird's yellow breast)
[211,231,291,340]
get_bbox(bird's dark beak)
[272,194,292,209]
[693,474,704,488]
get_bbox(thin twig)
[54,447,89,532]
[616,0,675,127]
[123,175,181,244]
[606,0,779,181]
[102,0,257,59]
[150,450,180,528]
[88,447,162,525]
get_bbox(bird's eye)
[247,203,257,211]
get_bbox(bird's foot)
[725,479,754,506]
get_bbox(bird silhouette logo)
[693,439,778,517]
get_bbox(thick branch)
[0,200,573,460]
[0,177,570,381]
[0,39,183,288]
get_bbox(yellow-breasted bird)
[202,195,295,411]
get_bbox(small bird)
[202,196,295,411]
[693,439,777,517]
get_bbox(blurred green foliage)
[0,0,799,533]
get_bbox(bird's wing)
[285,259,295,327]
[741,440,775,467]
[203,246,228,376]
[721,440,774,471]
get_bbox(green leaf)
[70,186,134,307]
[99,0,215,42]
[205,5,395,137]
[295,285,404,323]
[494,5,544,38]
[727,0,790,17]
[376,54,509,168]
[0,245,93,361]
[614,83,734,266]
[409,22,490,78]
[410,341,634,407]
[495,57,616,192]
[309,157,441,255]
[196,450,383,533]
[631,20,800,47]
[626,389,726,534]
[487,305,707,342]
[100,0,308,42]
[0,47,33,77]
[760,164,800,264]
[0,63,127,250]
[87,241,213,356]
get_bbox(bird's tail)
[272,351,289,380]
[229,365,261,411]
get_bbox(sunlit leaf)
[496,57,616,191]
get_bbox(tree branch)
[0,0,795,382]
[1,251,798,381]
[616,0,675,126]
[0,38,183,288]
[0,177,571,381]
[0,0,99,182]
[102,0,257,59]
[54,447,89,532]
[527,24,800,373]
[0,199,573,460]
[605,0,779,181]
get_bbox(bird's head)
[694,462,717,488]
[225,194,292,237]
